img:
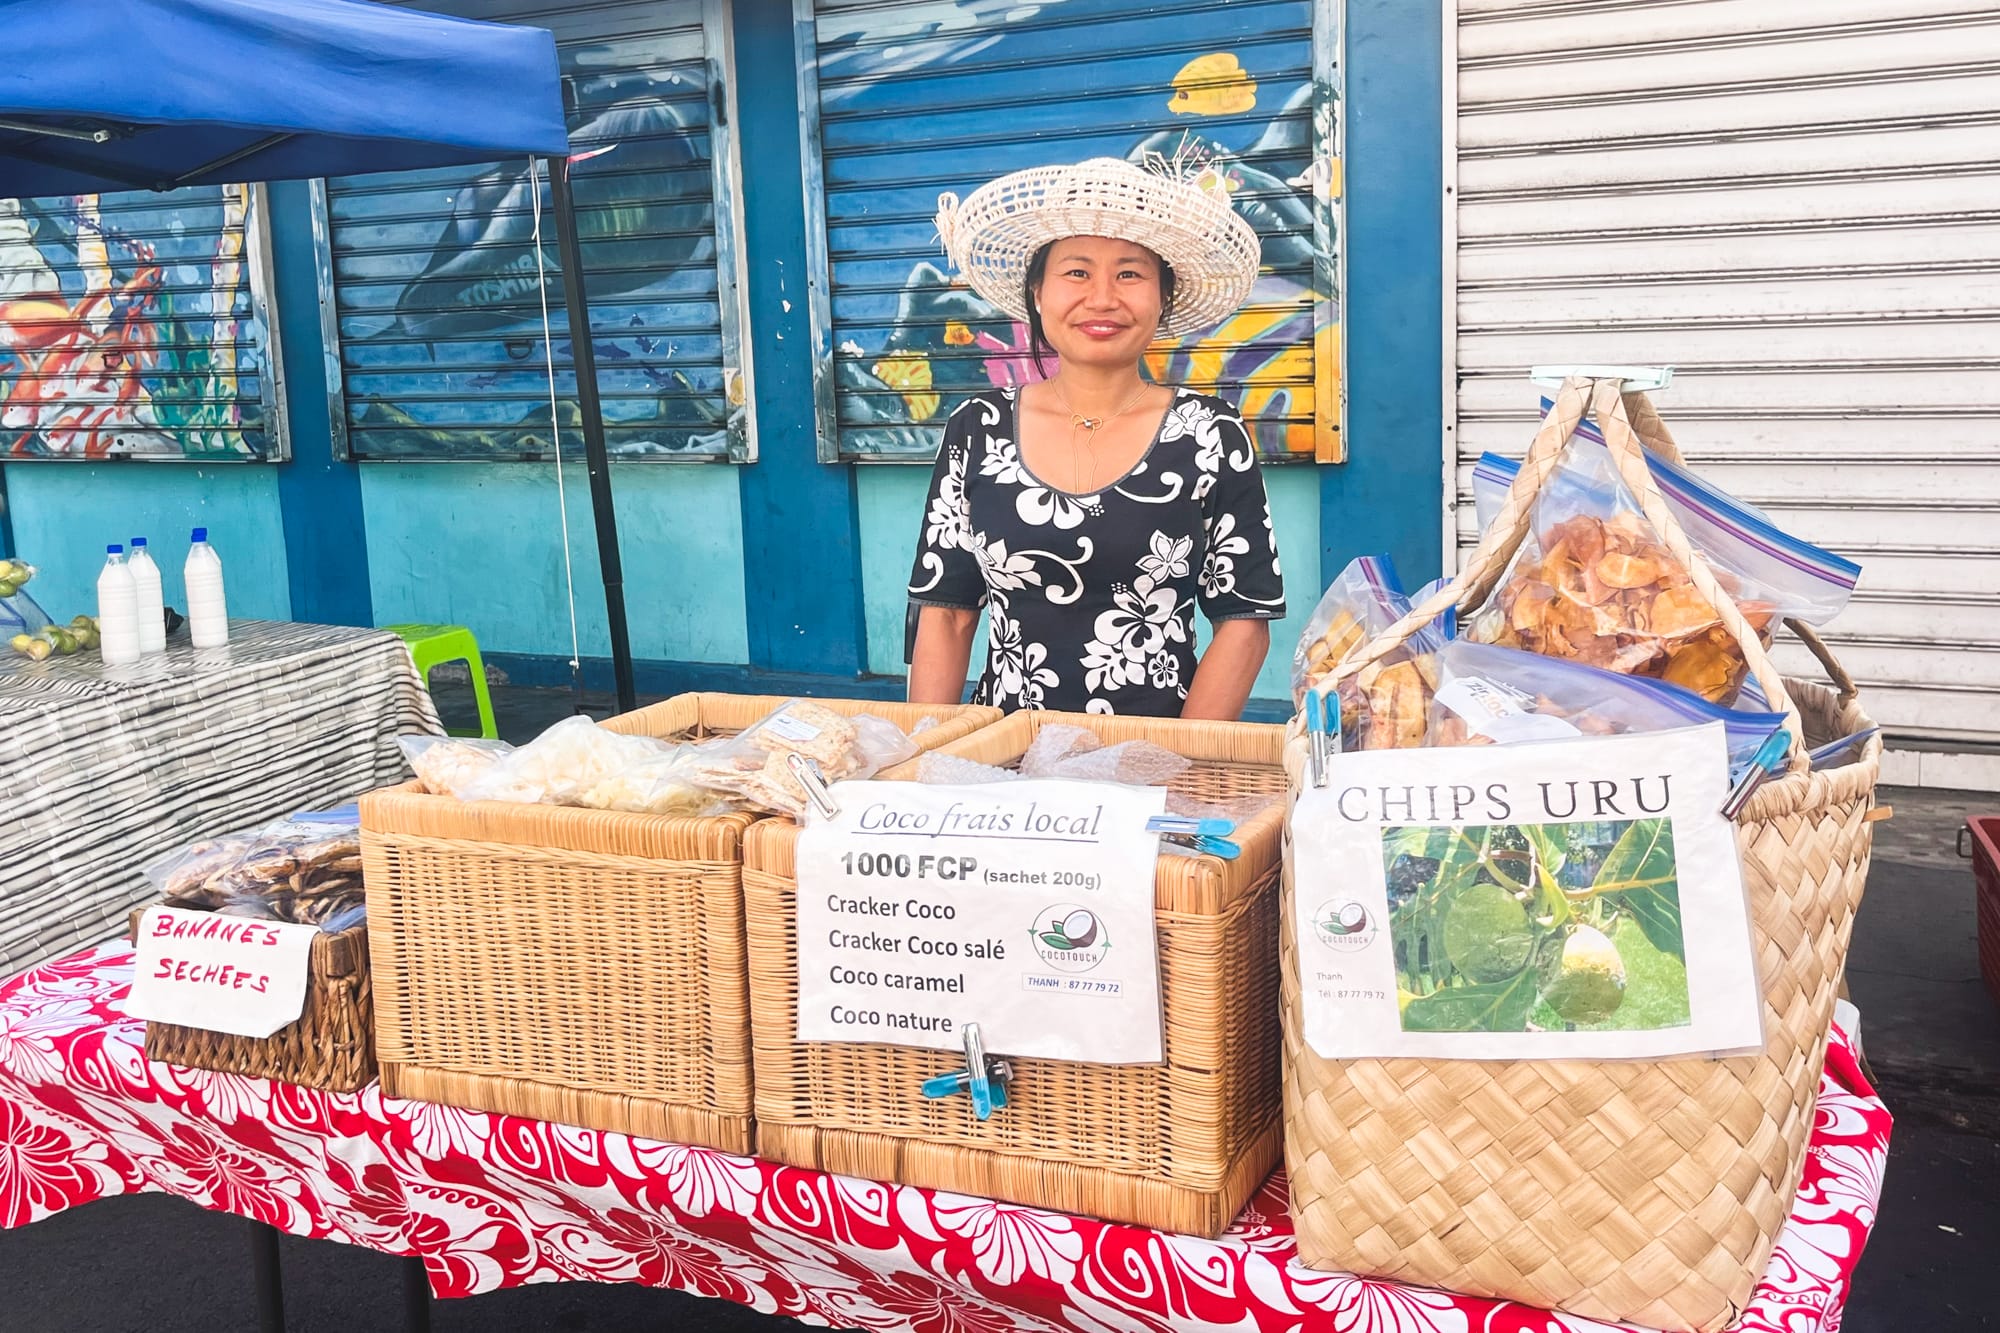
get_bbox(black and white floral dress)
[908,387,1286,716]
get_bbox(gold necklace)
[1047,381,1150,492]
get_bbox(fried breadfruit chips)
[1467,511,1773,703]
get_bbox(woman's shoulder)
[943,387,1016,434]
[1164,387,1248,424]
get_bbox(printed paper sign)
[126,907,318,1038]
[795,779,1168,1064]
[1433,675,1583,744]
[1290,723,1763,1061]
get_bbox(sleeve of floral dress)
[907,410,986,611]
[1197,403,1288,622]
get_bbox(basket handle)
[1317,378,1597,691]
[1620,388,1683,465]
[1319,376,1820,766]
[1608,391,1862,719]
[1584,380,1812,764]
[1787,618,1860,708]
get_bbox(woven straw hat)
[935,155,1261,337]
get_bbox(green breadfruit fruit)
[1442,882,1536,984]
[1539,924,1627,1025]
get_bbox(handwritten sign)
[125,907,318,1038]
[1290,723,1762,1061]
[795,779,1168,1064]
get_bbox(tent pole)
[545,153,637,714]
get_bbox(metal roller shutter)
[320,0,748,461]
[0,185,277,460]
[800,0,1339,462]
[1450,0,2000,776]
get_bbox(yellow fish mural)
[873,350,940,422]
[1168,53,1257,117]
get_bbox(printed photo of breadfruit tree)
[1380,819,1692,1034]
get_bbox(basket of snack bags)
[359,695,999,1150]
[742,710,1288,1237]
[1282,377,1881,1332]
[129,808,375,1093]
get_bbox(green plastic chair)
[384,623,498,740]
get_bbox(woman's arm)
[908,605,980,706]
[1181,618,1270,720]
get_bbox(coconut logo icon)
[1029,904,1111,973]
[1313,899,1378,952]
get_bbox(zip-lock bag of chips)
[1464,419,1857,703]
[1292,555,1453,749]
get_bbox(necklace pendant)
[1072,414,1103,431]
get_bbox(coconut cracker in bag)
[682,699,920,817]
[1468,433,1769,703]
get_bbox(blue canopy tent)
[0,0,641,710]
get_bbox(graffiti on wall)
[814,0,1338,461]
[0,188,270,459]
[327,28,746,462]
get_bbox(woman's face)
[1032,236,1165,371]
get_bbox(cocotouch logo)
[1029,904,1110,973]
[1312,899,1377,952]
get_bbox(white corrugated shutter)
[1451,0,2000,777]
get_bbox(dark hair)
[1023,240,1178,376]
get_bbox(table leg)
[248,1219,285,1333]
[401,1254,433,1333]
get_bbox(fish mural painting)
[808,0,1339,461]
[0,189,272,460]
[321,5,747,462]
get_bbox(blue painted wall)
[1326,0,1446,586]
[359,462,746,663]
[731,0,869,678]
[1,463,291,622]
[268,180,372,626]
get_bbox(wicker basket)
[128,906,375,1094]
[361,694,999,1150]
[745,710,1288,1236]
[1282,379,1883,1332]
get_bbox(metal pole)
[247,1219,286,1333]
[544,152,637,715]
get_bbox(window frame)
[796,0,1345,465]
[316,0,756,465]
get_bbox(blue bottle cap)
[130,536,147,548]
[190,527,208,542]
[107,544,122,554]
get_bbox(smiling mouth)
[1074,322,1129,338]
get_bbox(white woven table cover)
[0,620,440,975]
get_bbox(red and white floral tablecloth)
[0,944,1890,1333]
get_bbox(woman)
[906,156,1285,719]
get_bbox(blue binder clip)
[1304,688,1336,788]
[919,1022,1011,1119]
[1145,814,1241,860]
[1721,729,1792,819]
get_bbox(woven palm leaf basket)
[360,694,997,1151]
[1281,379,1883,1332]
[744,710,1288,1236]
